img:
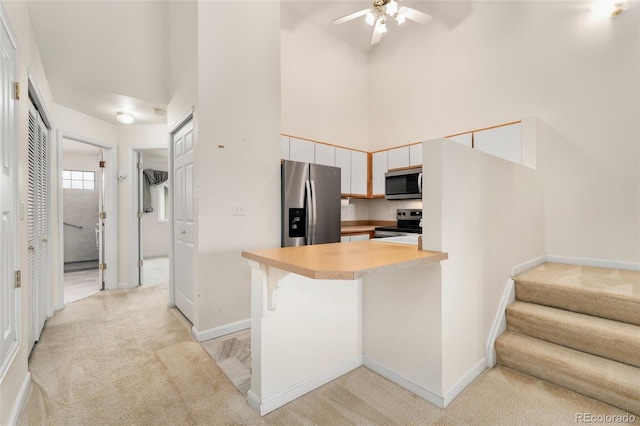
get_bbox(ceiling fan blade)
[371,27,382,45]
[400,7,432,25]
[333,8,369,25]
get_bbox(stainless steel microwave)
[385,168,422,200]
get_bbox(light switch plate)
[232,204,246,216]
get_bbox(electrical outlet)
[232,204,245,216]
[387,206,393,214]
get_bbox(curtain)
[143,169,169,212]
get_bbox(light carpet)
[18,284,636,425]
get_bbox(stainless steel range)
[374,209,422,238]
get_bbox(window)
[62,169,95,190]
[158,181,170,222]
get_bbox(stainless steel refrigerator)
[281,160,341,247]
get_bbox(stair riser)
[515,281,640,326]
[506,306,640,368]
[496,333,640,416]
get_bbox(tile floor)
[201,329,251,395]
[63,256,170,304]
[64,269,101,304]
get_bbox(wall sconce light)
[116,111,134,124]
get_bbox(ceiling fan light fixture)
[366,10,376,25]
[386,0,399,16]
[375,17,388,34]
[396,11,406,25]
[116,111,134,125]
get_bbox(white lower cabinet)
[341,233,370,242]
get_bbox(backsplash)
[341,198,422,222]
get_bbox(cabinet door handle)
[28,245,35,251]
[180,230,186,234]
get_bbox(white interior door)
[0,15,19,367]
[98,151,106,290]
[172,120,195,322]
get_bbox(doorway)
[57,132,117,308]
[61,139,104,303]
[128,146,170,288]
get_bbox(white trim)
[27,71,52,129]
[168,107,194,134]
[485,278,515,367]
[511,255,546,276]
[442,357,487,407]
[57,131,118,307]
[7,372,31,426]
[545,255,640,272]
[0,2,18,48]
[363,355,444,409]
[252,355,363,416]
[191,318,250,342]
[117,282,137,290]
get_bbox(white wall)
[281,4,368,151]
[0,1,54,423]
[62,151,101,262]
[423,138,545,394]
[141,155,170,258]
[195,1,281,332]
[368,1,639,264]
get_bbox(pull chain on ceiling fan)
[333,0,432,45]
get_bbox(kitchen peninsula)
[242,241,448,415]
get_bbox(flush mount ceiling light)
[116,111,134,125]
[333,0,432,45]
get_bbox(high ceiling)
[27,1,461,127]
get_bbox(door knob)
[42,238,48,243]
[180,230,186,234]
[28,245,35,251]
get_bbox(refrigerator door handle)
[310,179,317,245]
[305,179,313,245]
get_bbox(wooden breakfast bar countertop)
[241,240,448,281]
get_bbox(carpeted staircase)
[495,263,640,416]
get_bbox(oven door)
[385,168,422,200]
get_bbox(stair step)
[506,301,640,368]
[496,331,640,416]
[514,263,640,326]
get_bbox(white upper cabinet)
[446,133,473,147]
[372,151,387,196]
[409,144,422,166]
[289,137,315,163]
[387,146,410,170]
[281,135,290,160]
[315,143,335,167]
[474,123,522,164]
[351,150,368,196]
[335,147,351,194]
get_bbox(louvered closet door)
[27,102,48,351]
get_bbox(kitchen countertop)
[340,225,377,234]
[241,240,447,280]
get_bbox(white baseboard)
[546,255,640,272]
[443,357,487,407]
[511,255,546,276]
[191,318,251,342]
[485,278,515,367]
[117,282,137,290]
[254,355,362,416]
[8,372,31,426]
[363,355,444,408]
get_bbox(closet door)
[27,102,49,351]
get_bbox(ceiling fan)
[333,0,432,45]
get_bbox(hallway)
[18,283,633,425]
